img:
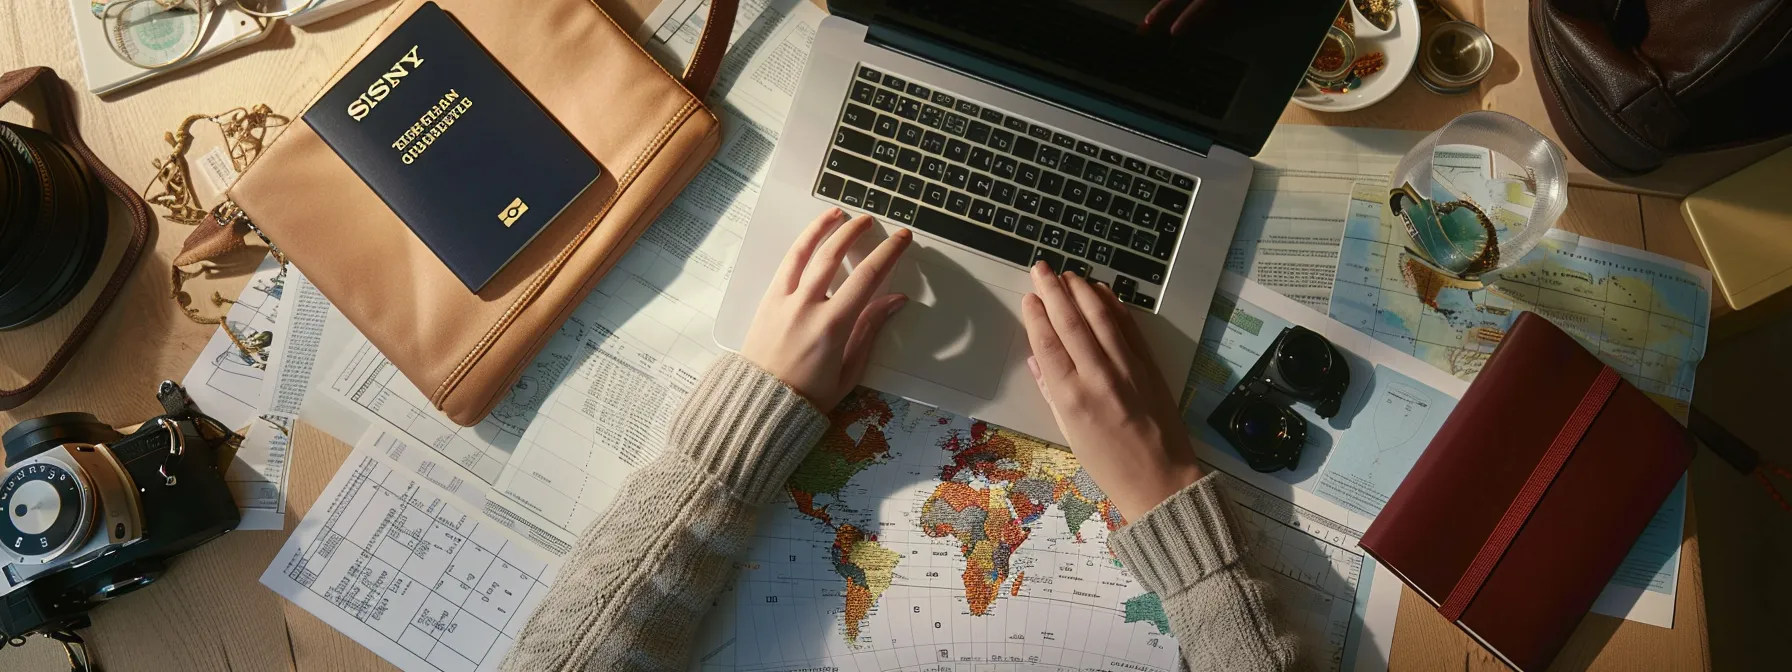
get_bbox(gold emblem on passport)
[498,198,529,227]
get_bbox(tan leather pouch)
[216,0,733,426]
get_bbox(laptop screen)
[832,0,1344,156]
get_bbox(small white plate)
[1292,0,1422,113]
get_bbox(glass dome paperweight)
[1387,111,1567,285]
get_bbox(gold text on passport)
[348,45,425,121]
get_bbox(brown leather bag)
[192,0,735,426]
[1530,0,1792,177]
[0,67,152,411]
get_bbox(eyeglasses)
[94,0,319,70]
[1206,326,1351,473]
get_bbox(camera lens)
[3,412,120,467]
[1274,328,1333,392]
[0,122,109,331]
[1226,399,1307,473]
[1232,399,1292,452]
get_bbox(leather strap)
[679,0,737,99]
[0,67,153,411]
[1438,365,1622,621]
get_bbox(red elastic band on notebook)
[1438,365,1621,622]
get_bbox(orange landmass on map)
[1402,257,1450,310]
[919,420,1128,617]
[930,480,985,511]
[961,539,1000,615]
[790,488,828,524]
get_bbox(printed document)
[262,267,331,416]
[1226,126,1424,311]
[183,254,286,432]
[261,427,558,672]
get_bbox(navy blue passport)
[304,1,598,292]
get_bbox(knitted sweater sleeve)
[1108,472,1304,671]
[500,353,829,672]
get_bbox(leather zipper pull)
[209,199,285,265]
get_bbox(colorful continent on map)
[918,421,1125,616]
[786,391,901,645]
[832,524,900,642]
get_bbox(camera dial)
[0,445,144,570]
[0,461,89,564]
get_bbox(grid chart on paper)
[278,455,552,672]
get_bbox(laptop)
[716,0,1342,444]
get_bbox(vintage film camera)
[1207,326,1351,473]
[0,382,239,640]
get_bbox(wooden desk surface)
[0,0,1711,669]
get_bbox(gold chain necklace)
[143,104,286,226]
[142,104,288,361]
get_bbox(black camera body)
[0,383,239,639]
[1208,326,1351,473]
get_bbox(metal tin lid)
[1418,20,1493,95]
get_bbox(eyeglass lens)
[103,0,204,68]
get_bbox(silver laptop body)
[716,13,1258,444]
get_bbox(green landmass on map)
[1123,592,1172,635]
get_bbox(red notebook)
[1359,312,1693,671]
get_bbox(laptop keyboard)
[813,64,1200,311]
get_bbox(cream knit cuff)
[666,353,831,505]
[1108,471,1247,596]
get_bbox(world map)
[714,389,1179,671]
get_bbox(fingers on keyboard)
[815,65,1197,310]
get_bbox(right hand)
[1020,263,1204,522]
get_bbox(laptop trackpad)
[866,250,1018,400]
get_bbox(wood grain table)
[0,0,1713,669]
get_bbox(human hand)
[742,208,913,411]
[1021,263,1203,522]
[1143,0,1219,36]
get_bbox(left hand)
[741,208,913,410]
